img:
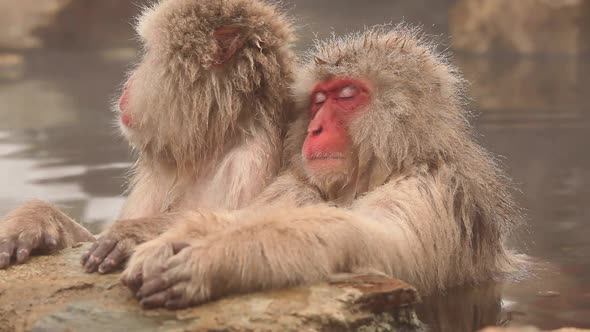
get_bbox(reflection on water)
[417,283,504,331]
[414,55,590,330]
[0,4,589,330]
[0,49,133,234]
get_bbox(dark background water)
[0,1,588,330]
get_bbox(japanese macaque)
[0,0,296,272]
[120,26,524,310]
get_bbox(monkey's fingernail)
[80,252,90,264]
[46,239,58,249]
[16,249,29,263]
[84,258,98,272]
[99,260,115,273]
[87,256,100,267]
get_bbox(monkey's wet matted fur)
[122,25,525,309]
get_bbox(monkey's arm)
[249,171,324,207]
[119,172,322,287]
[0,200,95,269]
[134,171,468,308]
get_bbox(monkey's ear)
[213,27,245,65]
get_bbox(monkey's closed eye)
[337,86,358,100]
[313,92,327,105]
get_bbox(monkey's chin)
[305,158,345,170]
[118,118,132,139]
[304,159,349,186]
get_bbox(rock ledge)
[0,244,422,332]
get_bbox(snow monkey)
[0,0,296,272]
[120,26,523,310]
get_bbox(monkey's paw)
[81,228,137,274]
[135,241,215,309]
[120,239,190,295]
[0,200,77,269]
[81,217,163,274]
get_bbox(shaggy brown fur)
[119,0,295,216]
[0,0,297,272]
[121,26,523,309]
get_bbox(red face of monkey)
[303,78,371,175]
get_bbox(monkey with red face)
[121,26,523,309]
[0,0,296,272]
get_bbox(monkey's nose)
[309,126,323,137]
[121,113,133,127]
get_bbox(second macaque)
[0,0,296,272]
[120,26,523,309]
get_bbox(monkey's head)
[116,0,295,167]
[289,26,469,195]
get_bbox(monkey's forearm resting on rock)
[133,168,494,308]
[0,200,95,268]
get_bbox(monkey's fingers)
[83,238,117,273]
[42,231,59,253]
[0,240,16,269]
[98,241,132,274]
[141,284,187,309]
[164,247,192,270]
[137,275,175,299]
[164,296,192,310]
[140,291,171,309]
[16,233,42,264]
[121,271,143,293]
[80,242,99,266]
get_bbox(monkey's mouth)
[306,152,345,161]
[305,153,347,167]
[308,156,345,161]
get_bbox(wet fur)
[121,0,296,215]
[123,25,524,307]
[0,0,297,269]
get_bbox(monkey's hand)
[135,240,215,309]
[0,200,95,269]
[119,211,238,299]
[83,211,231,274]
[120,238,190,296]
[81,215,178,274]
